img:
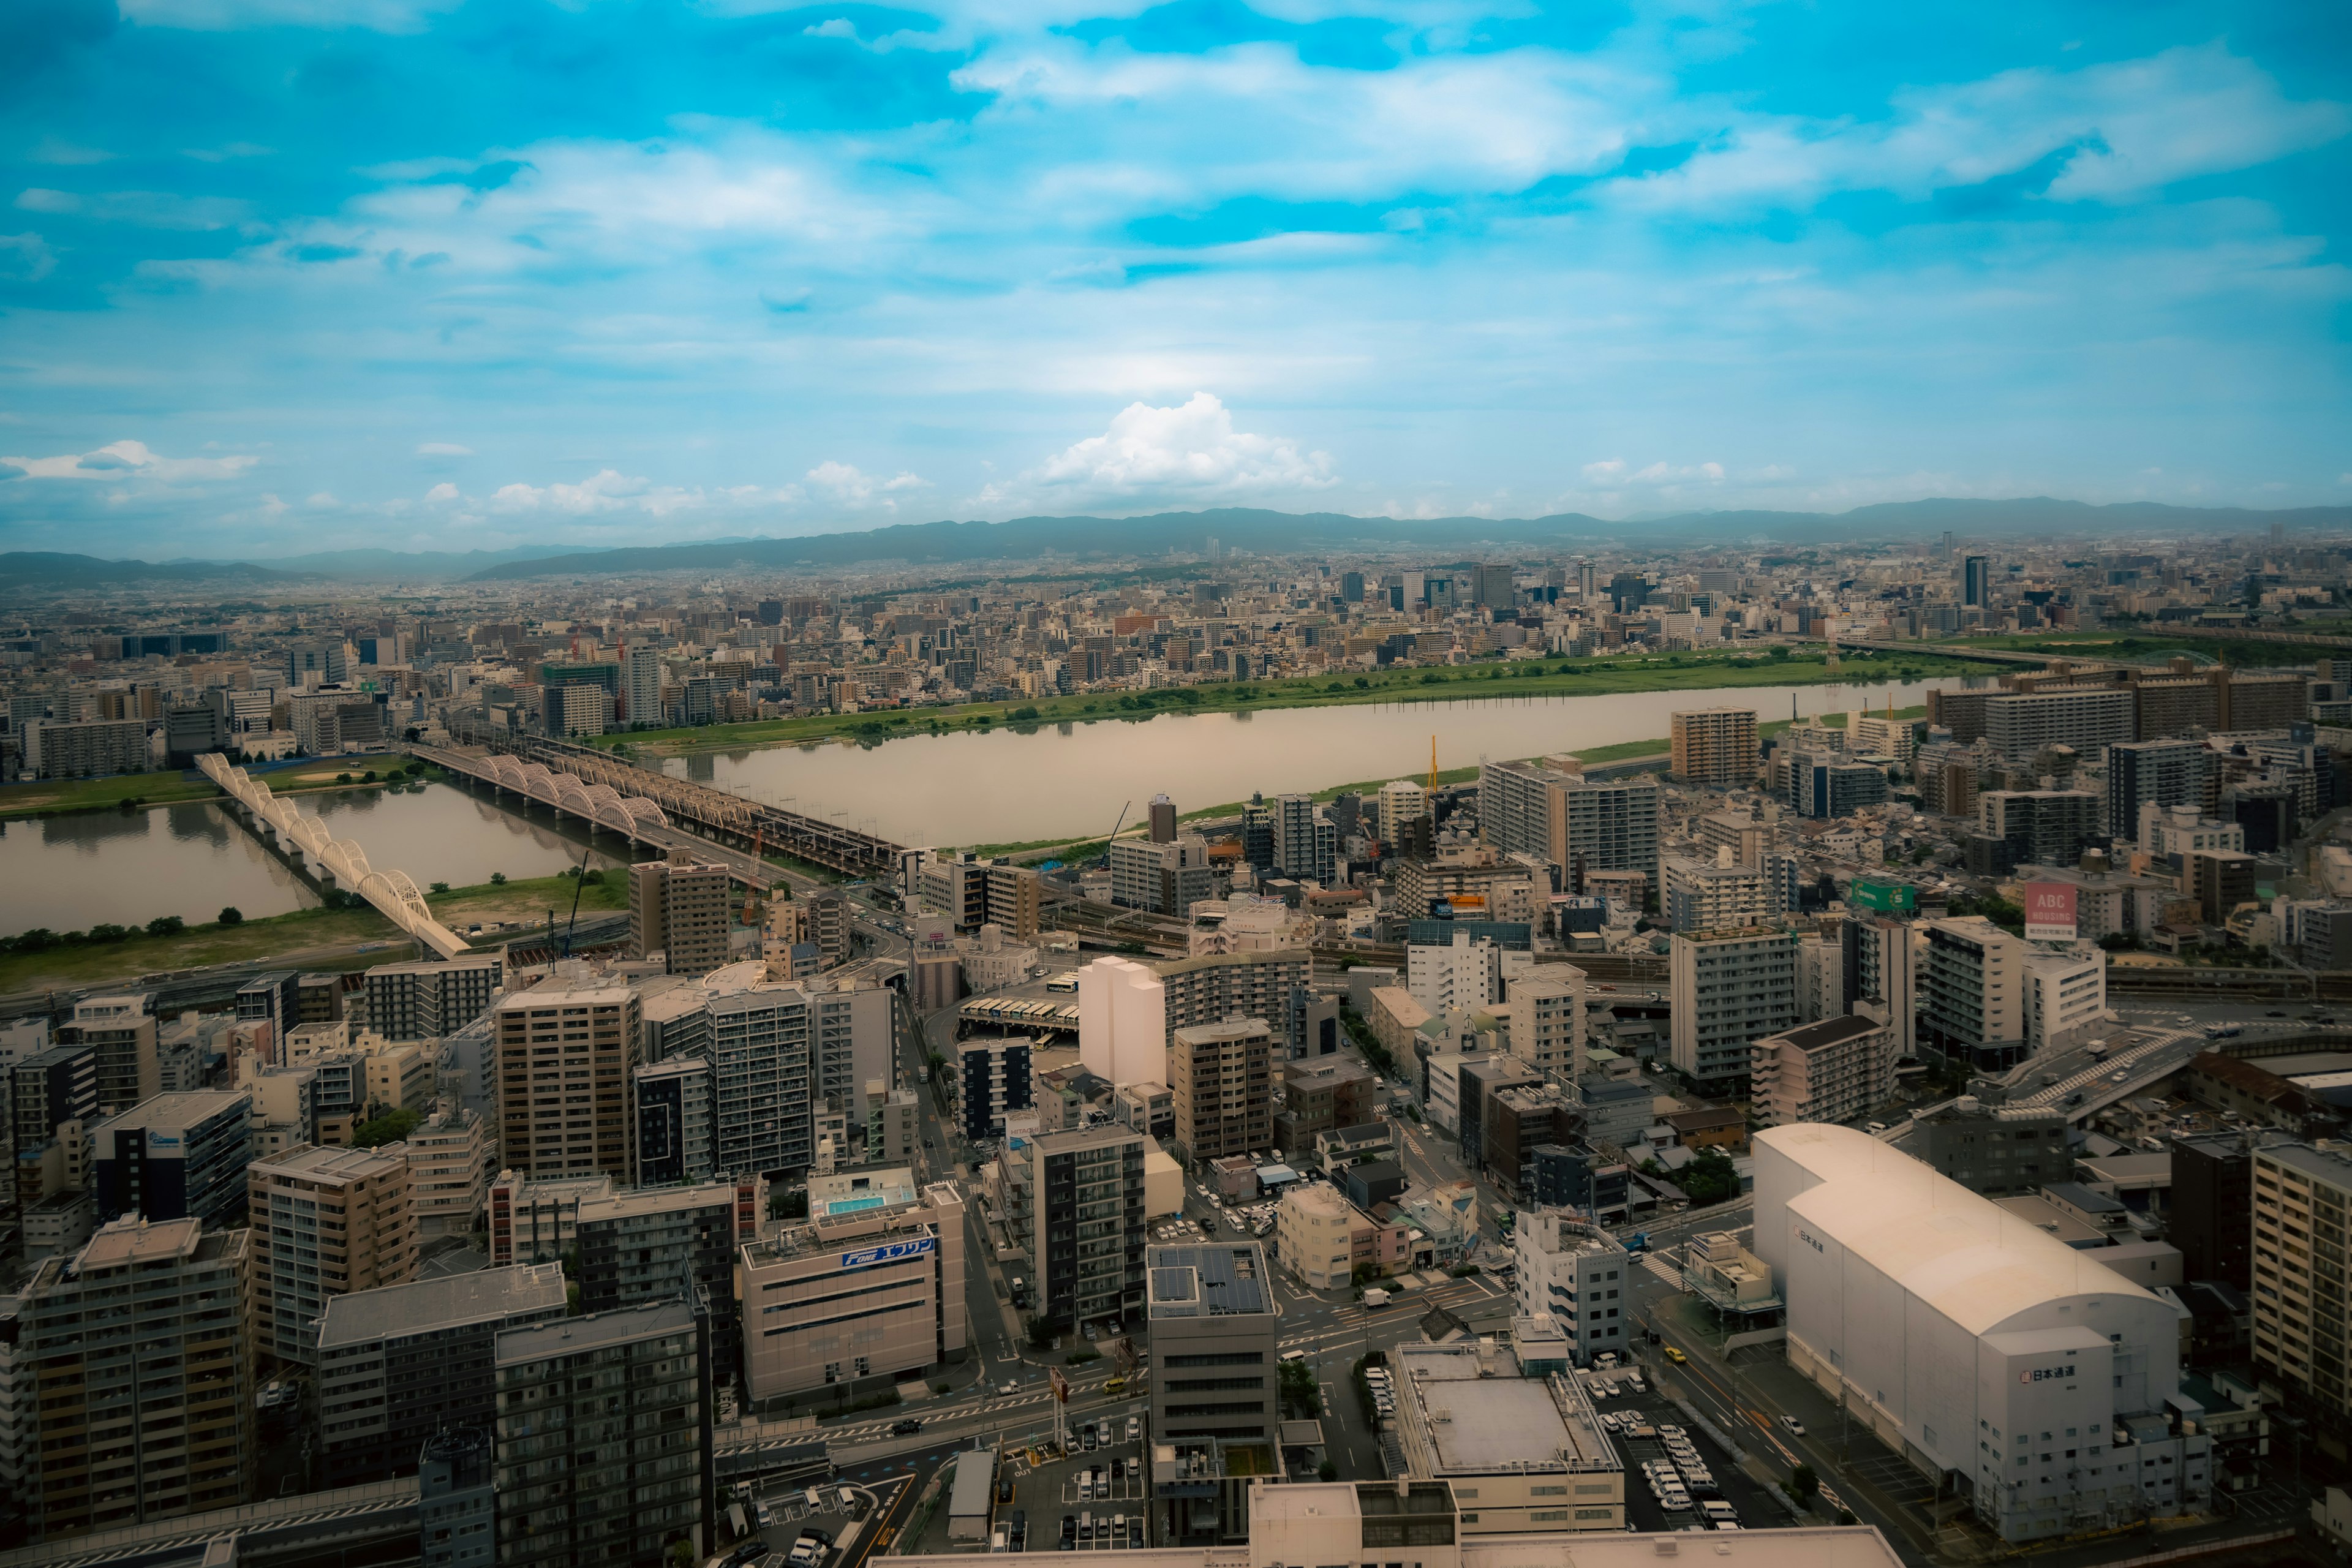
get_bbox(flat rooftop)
[1398,1343,1616,1473]
[89,1088,251,1137]
[495,1297,697,1366]
[1765,1013,1888,1053]
[318,1264,568,1350]
[1147,1243,1273,1318]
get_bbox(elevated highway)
[197,752,470,959]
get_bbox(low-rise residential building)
[1751,1013,1898,1128]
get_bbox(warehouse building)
[1755,1123,2210,1543]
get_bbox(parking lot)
[1580,1371,1785,1534]
[729,1477,870,1567]
[1020,1408,1153,1551]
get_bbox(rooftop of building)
[2254,1139,2352,1189]
[1285,1057,1373,1087]
[1147,1242,1273,1319]
[576,1178,742,1224]
[1758,1123,2171,1337]
[1758,1014,1888,1054]
[494,1296,698,1366]
[318,1263,568,1350]
[1170,1017,1275,1045]
[252,1142,409,1183]
[1395,1341,1616,1473]
[88,1087,252,1136]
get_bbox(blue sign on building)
[839,1237,937,1272]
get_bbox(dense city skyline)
[4,0,2349,557]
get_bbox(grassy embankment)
[1922,630,2345,669]
[962,705,1928,862]
[0,871,628,995]
[590,646,1997,760]
[0,759,443,823]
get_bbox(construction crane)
[1095,800,1132,869]
[745,822,765,924]
[1428,734,1438,791]
[559,840,594,956]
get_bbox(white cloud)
[1,440,259,481]
[14,188,252,230]
[417,442,475,456]
[0,233,55,282]
[1032,392,1336,499]
[424,482,462,503]
[807,461,929,507]
[29,138,114,166]
[1611,43,2348,214]
[490,469,647,515]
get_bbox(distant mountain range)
[5,499,2347,592]
[466,499,2352,580]
[0,551,295,590]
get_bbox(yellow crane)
[1428,734,1438,791]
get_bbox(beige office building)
[1276,1181,1360,1289]
[738,1174,968,1403]
[248,1144,417,1366]
[1670,707,1758,788]
[2253,1142,2352,1422]
[491,970,643,1180]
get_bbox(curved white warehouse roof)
[1756,1121,2166,1336]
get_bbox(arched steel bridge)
[195,752,472,959]
[423,734,906,877]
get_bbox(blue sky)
[1,0,2347,558]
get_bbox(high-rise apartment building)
[1670,707,1758,787]
[573,1177,752,1384]
[491,971,643,1180]
[1148,793,1178,842]
[314,1264,568,1487]
[64,993,158,1115]
[633,1054,717,1185]
[1920,916,2026,1069]
[1376,778,1426,845]
[419,1427,496,1568]
[2108,739,2208,836]
[1662,851,1770,932]
[1155,948,1314,1054]
[1271,793,1338,884]
[1169,1018,1274,1164]
[405,1106,495,1238]
[957,1036,1034,1141]
[9,1218,253,1541]
[1980,790,2102,868]
[1406,932,1502,1014]
[1983,687,2136,761]
[1504,967,1586,1080]
[2252,1142,2352,1431]
[2171,1132,2262,1289]
[1109,834,1215,915]
[1030,1125,1147,1329]
[492,1299,714,1568]
[249,1144,417,1366]
[619,643,665,728]
[630,850,734,976]
[1078,955,1168,1088]
[361,956,505,1041]
[1668,926,1797,1089]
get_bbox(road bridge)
[197,752,471,959]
